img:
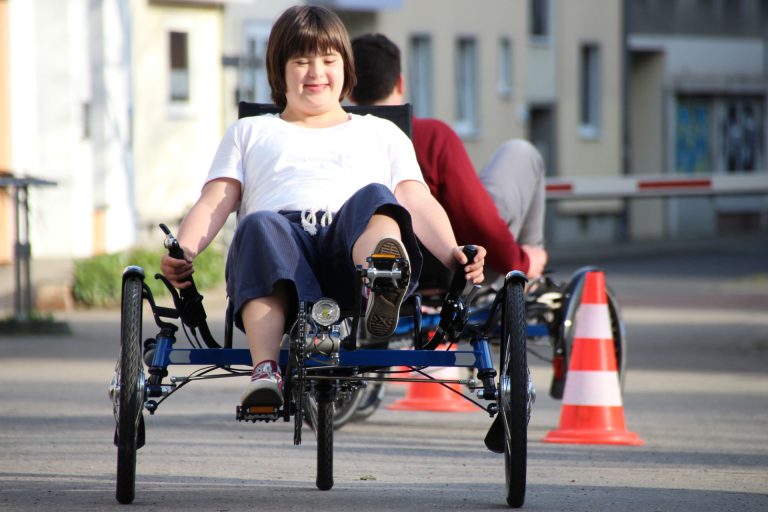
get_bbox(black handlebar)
[158,223,220,349]
[421,245,478,350]
[447,245,478,299]
[160,223,186,260]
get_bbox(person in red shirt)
[350,33,547,285]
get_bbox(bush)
[72,246,225,308]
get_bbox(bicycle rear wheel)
[115,274,145,504]
[500,278,528,508]
[352,373,387,421]
[305,384,365,431]
[552,270,627,399]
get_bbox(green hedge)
[72,246,225,308]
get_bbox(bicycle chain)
[292,302,307,445]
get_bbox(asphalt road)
[1,236,767,511]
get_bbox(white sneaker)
[240,360,283,407]
[365,237,410,339]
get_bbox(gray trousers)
[479,139,546,248]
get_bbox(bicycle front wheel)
[314,381,334,491]
[115,274,145,504]
[500,277,528,508]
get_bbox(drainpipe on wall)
[619,0,630,243]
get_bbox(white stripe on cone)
[574,304,612,339]
[562,371,623,406]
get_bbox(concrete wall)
[90,0,134,255]
[8,0,101,259]
[556,0,623,183]
[548,0,624,246]
[131,1,224,243]
[628,50,665,241]
[221,1,293,126]
[375,0,528,168]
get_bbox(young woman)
[160,5,486,408]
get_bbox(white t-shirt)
[205,113,427,217]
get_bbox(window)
[530,0,550,39]
[408,35,433,118]
[241,23,271,104]
[169,31,189,102]
[454,37,478,137]
[497,37,513,98]
[719,98,764,173]
[579,43,600,138]
[676,95,766,174]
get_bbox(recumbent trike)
[110,221,532,507]
[329,263,627,429]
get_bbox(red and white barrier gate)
[545,173,768,200]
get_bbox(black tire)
[304,385,365,431]
[115,275,145,504]
[555,274,627,398]
[500,278,528,508]
[607,288,627,387]
[352,374,387,422]
[314,381,334,491]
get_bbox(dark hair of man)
[266,5,357,108]
[350,33,401,105]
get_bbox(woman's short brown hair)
[266,5,357,108]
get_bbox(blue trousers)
[225,183,423,331]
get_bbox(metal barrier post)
[0,175,57,322]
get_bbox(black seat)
[237,102,413,137]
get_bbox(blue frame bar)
[526,324,549,338]
[162,345,494,371]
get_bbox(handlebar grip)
[159,223,196,292]
[160,223,186,261]
[448,245,478,297]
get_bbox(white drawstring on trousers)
[300,208,333,235]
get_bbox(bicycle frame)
[139,271,510,419]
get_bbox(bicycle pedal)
[368,254,408,269]
[366,256,410,288]
[236,405,281,423]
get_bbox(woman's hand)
[160,249,195,289]
[452,245,486,284]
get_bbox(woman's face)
[283,50,345,114]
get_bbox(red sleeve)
[412,118,529,274]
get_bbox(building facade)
[2,0,227,261]
[1,0,766,264]
[627,0,768,240]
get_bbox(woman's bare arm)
[160,178,241,288]
[394,179,485,284]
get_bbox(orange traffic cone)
[388,345,476,412]
[543,271,643,445]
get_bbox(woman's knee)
[359,182,391,196]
